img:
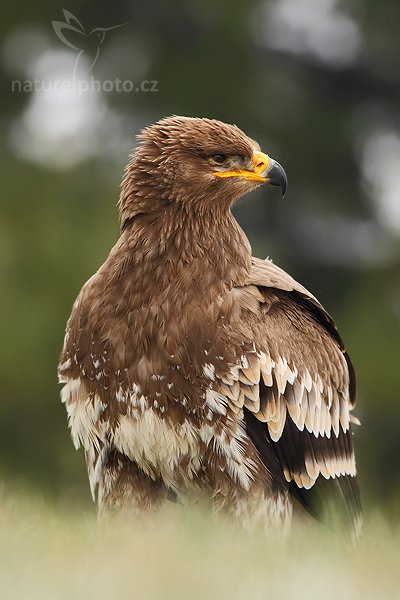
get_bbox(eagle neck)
[116,205,252,295]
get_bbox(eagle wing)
[214,257,361,535]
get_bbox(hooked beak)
[213,151,288,197]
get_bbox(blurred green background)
[1,0,399,515]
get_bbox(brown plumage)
[59,116,361,537]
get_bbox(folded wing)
[214,258,361,536]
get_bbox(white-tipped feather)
[238,371,254,386]
[350,414,361,426]
[305,455,319,480]
[241,359,261,385]
[267,401,287,441]
[286,385,301,424]
[297,384,308,431]
[303,369,313,393]
[230,380,242,404]
[331,393,340,437]
[324,404,332,438]
[261,359,274,386]
[243,384,260,412]
[304,394,315,434]
[339,395,350,431]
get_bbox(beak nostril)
[253,152,270,173]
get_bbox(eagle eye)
[210,154,227,165]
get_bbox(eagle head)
[119,116,287,226]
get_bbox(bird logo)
[52,9,128,78]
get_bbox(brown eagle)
[59,116,361,536]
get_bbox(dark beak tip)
[267,159,288,198]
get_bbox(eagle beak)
[252,151,288,198]
[212,151,288,197]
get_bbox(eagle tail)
[289,474,362,544]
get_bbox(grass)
[1,488,399,600]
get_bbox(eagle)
[59,116,361,537]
